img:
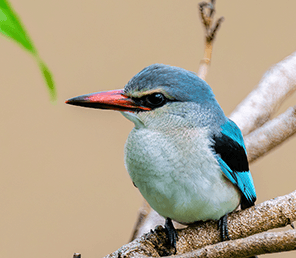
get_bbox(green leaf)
[39,60,57,102]
[0,0,57,101]
[0,0,36,53]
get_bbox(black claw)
[288,218,295,229]
[218,214,230,241]
[164,218,178,253]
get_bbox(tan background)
[1,1,296,257]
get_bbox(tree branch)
[229,51,296,136]
[245,105,296,162]
[105,190,296,257]
[169,230,296,258]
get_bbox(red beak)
[65,89,151,112]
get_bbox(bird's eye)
[145,93,166,107]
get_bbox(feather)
[212,119,256,208]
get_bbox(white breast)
[124,125,240,223]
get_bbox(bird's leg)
[218,213,230,241]
[164,218,178,253]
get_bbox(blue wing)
[212,119,256,208]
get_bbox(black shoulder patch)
[212,133,249,173]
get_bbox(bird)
[66,64,256,253]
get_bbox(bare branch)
[230,51,296,135]
[245,105,296,162]
[169,230,296,258]
[105,190,296,257]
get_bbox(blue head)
[122,64,226,129]
[125,64,215,103]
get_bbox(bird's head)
[66,64,226,129]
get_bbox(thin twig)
[197,0,224,80]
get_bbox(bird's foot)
[164,218,178,254]
[288,218,295,229]
[218,214,230,241]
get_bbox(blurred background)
[1,1,296,257]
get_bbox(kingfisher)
[66,64,256,252]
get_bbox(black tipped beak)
[66,95,93,107]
